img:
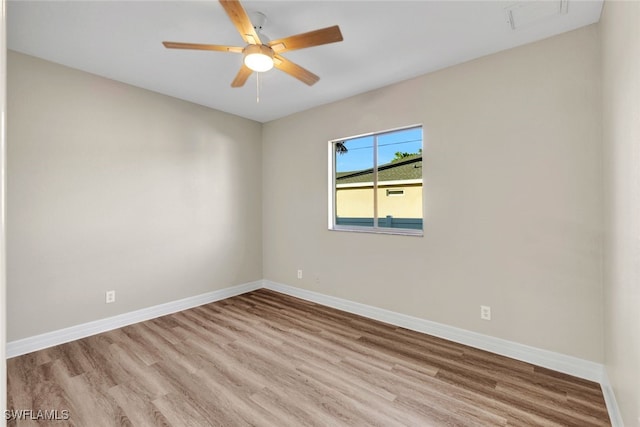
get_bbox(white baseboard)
[263,280,604,382]
[601,371,624,427]
[6,280,262,358]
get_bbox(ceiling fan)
[162,0,344,87]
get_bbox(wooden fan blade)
[219,0,262,45]
[231,64,253,87]
[162,41,243,53]
[273,55,319,86]
[268,25,343,53]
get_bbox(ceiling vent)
[504,1,569,30]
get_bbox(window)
[329,125,423,235]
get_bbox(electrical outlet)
[106,290,116,304]
[297,269,303,279]
[480,305,491,320]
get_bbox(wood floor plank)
[108,380,172,427]
[7,289,611,426]
[294,361,419,425]
[152,393,213,427]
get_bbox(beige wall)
[601,1,640,425]
[7,51,263,341]
[263,26,603,361]
[336,184,422,218]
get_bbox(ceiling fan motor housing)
[249,11,267,31]
[248,11,270,43]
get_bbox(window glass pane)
[331,125,423,235]
[376,128,423,230]
[335,136,374,227]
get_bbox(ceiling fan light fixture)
[162,0,343,87]
[243,44,274,72]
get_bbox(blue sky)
[335,127,422,173]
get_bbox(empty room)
[1,0,639,425]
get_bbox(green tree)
[391,148,422,162]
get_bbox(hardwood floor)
[7,289,611,426]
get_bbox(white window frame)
[328,124,424,237]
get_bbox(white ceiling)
[8,1,603,123]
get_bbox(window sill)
[329,226,423,237]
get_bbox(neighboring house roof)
[336,155,422,184]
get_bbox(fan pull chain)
[256,72,260,104]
